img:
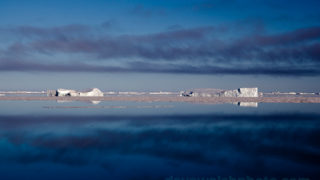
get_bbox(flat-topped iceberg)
[222,88,258,97]
[180,87,259,97]
[47,88,104,97]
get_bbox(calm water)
[0,100,319,180]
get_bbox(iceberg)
[47,88,104,97]
[180,87,259,98]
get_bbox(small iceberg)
[47,88,104,97]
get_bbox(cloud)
[1,26,218,60]
[3,24,91,40]
[100,19,117,29]
[251,26,320,46]
[1,24,320,76]
[0,59,319,76]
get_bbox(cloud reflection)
[0,114,319,178]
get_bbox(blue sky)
[0,0,320,91]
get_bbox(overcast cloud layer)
[0,0,320,76]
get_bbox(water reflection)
[0,113,319,179]
[236,102,258,107]
[57,100,101,105]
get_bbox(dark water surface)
[0,101,319,180]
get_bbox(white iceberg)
[48,88,104,97]
[180,87,259,98]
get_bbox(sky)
[0,0,320,92]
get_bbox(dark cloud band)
[1,25,320,76]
